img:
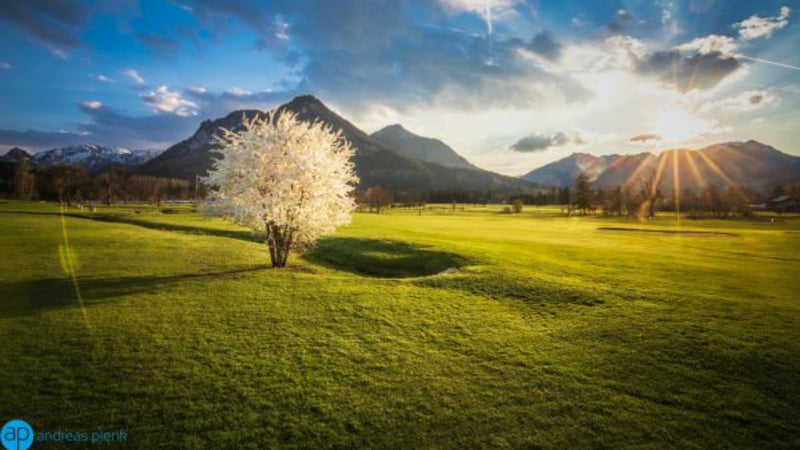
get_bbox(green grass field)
[1,201,798,448]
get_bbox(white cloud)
[90,74,114,83]
[677,34,738,56]
[735,6,790,40]
[141,85,198,117]
[0,61,9,69]
[225,87,253,96]
[50,48,68,59]
[274,15,289,41]
[122,68,145,84]
[82,100,103,110]
[437,0,520,35]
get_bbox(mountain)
[521,153,621,187]
[139,95,532,193]
[521,140,800,193]
[371,124,478,170]
[31,144,162,174]
[0,147,32,163]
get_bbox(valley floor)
[1,201,798,448]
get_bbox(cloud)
[122,68,145,84]
[185,87,295,119]
[90,74,114,83]
[629,133,662,143]
[141,85,199,116]
[182,0,592,115]
[510,131,584,152]
[634,50,741,93]
[82,100,103,110]
[0,61,9,69]
[0,1,89,51]
[677,34,738,56]
[735,6,790,41]
[225,87,253,96]
[525,31,562,60]
[50,48,69,59]
[0,128,89,150]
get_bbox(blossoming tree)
[203,111,358,267]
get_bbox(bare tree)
[362,186,392,214]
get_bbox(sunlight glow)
[652,107,714,143]
[59,206,92,331]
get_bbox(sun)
[652,107,714,144]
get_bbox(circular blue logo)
[1,420,34,450]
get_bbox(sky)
[0,0,798,176]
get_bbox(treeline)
[355,185,530,213]
[0,161,206,204]
[516,170,800,218]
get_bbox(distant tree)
[40,165,89,205]
[609,186,624,216]
[362,186,392,214]
[787,183,800,204]
[96,166,126,206]
[573,173,593,214]
[634,168,660,218]
[511,199,523,213]
[14,159,35,200]
[203,111,358,268]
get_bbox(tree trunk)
[266,223,291,267]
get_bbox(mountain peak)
[0,147,32,163]
[372,124,478,171]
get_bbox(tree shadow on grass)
[0,210,260,244]
[304,237,470,278]
[0,265,268,318]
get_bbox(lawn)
[1,201,798,448]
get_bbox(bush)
[511,199,523,214]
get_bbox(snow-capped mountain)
[32,144,162,173]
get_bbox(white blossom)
[203,111,358,266]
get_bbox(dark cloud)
[749,94,764,104]
[525,31,562,60]
[75,102,200,148]
[510,131,583,152]
[178,0,590,114]
[185,88,297,119]
[0,129,89,151]
[630,133,662,142]
[0,0,89,49]
[634,50,740,93]
[605,22,625,34]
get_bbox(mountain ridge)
[521,140,800,193]
[138,95,533,193]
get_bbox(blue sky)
[0,0,798,175]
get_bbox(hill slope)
[371,124,478,170]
